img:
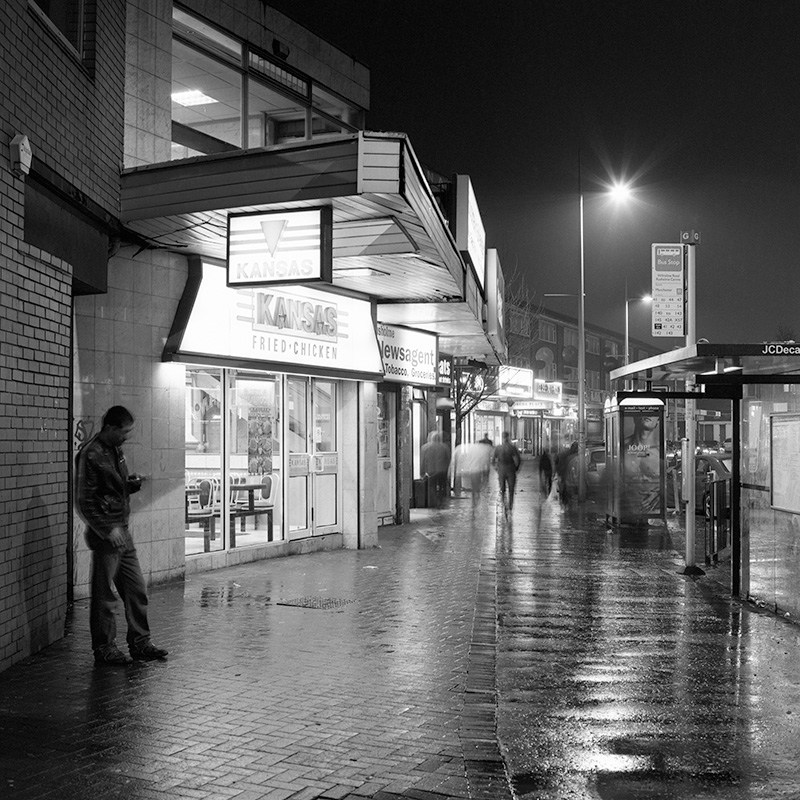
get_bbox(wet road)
[496,486,800,799]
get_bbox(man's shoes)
[129,641,169,661]
[94,647,133,665]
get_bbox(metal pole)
[624,298,630,366]
[578,189,587,502]
[684,243,702,573]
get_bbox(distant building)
[498,303,663,452]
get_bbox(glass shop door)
[285,376,341,539]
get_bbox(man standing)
[492,432,522,513]
[75,406,168,665]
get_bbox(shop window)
[184,367,281,556]
[185,367,225,555]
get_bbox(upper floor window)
[30,0,87,59]
[171,6,364,160]
[507,307,531,336]
[587,334,600,355]
[539,320,556,343]
[563,328,579,348]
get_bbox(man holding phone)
[75,405,168,665]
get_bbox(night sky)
[269,0,800,346]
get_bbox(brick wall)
[0,0,126,672]
[0,220,73,668]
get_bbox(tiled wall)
[72,249,188,599]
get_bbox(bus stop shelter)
[610,343,800,618]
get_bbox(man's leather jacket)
[75,434,140,538]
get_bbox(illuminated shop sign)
[486,248,506,357]
[376,323,438,386]
[438,353,453,387]
[227,207,332,287]
[455,175,486,291]
[499,366,533,398]
[178,262,382,376]
[533,379,563,404]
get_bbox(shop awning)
[121,131,498,364]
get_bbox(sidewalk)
[0,488,510,800]
[3,469,799,800]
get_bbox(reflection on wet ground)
[496,480,800,800]
[3,468,800,799]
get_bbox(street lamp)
[546,172,632,502]
[624,293,652,366]
[577,173,632,501]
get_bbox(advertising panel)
[486,248,506,357]
[177,261,383,377]
[771,414,800,513]
[620,403,665,519]
[376,323,438,386]
[498,366,533,399]
[533,379,563,405]
[227,207,332,287]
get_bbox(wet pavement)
[2,468,800,799]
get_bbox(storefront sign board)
[533,379,563,404]
[227,207,332,287]
[376,323,438,386]
[178,262,383,378]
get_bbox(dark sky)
[269,0,800,346]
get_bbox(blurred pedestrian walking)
[453,436,494,505]
[556,441,579,505]
[492,432,522,513]
[75,405,168,665]
[420,431,450,507]
[538,450,553,497]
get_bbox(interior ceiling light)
[172,90,218,106]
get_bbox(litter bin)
[412,478,428,508]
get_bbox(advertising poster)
[621,405,665,518]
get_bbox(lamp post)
[624,293,652,366]
[546,175,631,502]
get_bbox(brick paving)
[0,487,512,800]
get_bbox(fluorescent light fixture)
[172,90,218,106]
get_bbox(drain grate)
[276,596,355,610]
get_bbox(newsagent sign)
[227,207,333,287]
[376,323,438,386]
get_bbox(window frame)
[171,4,363,159]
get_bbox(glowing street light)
[575,174,632,501]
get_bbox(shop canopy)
[121,131,499,364]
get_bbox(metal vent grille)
[276,596,355,610]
